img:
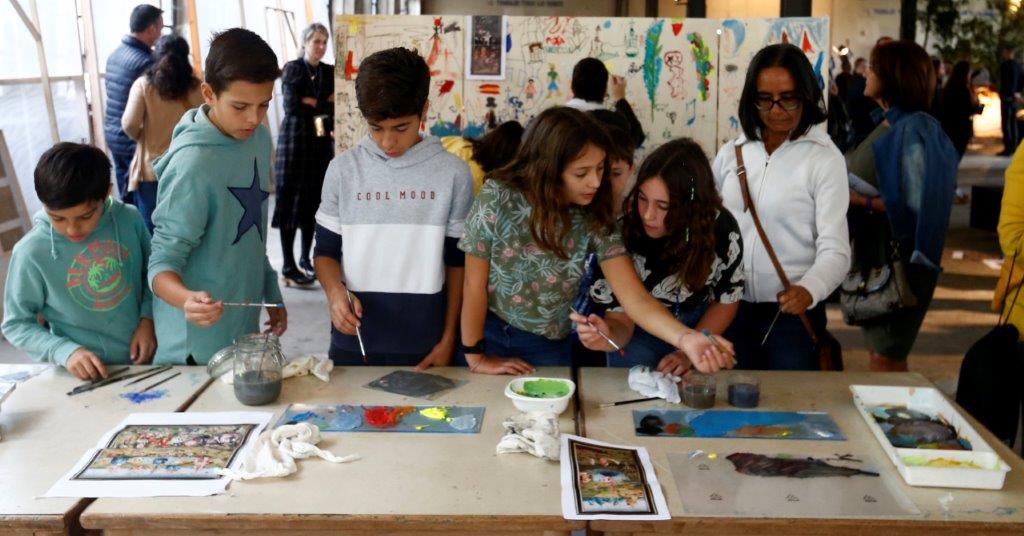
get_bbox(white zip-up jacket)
[712,127,851,308]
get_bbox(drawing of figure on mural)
[664,50,685,99]
[625,20,639,58]
[525,78,536,99]
[528,42,543,63]
[485,96,498,128]
[427,17,443,73]
[546,63,561,97]
[588,24,602,57]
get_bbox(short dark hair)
[571,57,609,103]
[129,4,162,33]
[205,28,281,94]
[738,43,827,141]
[470,121,524,174]
[870,40,934,113]
[588,110,633,165]
[355,47,430,121]
[35,143,111,209]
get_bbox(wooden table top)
[81,366,585,535]
[0,364,209,535]
[578,368,1024,535]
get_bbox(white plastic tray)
[850,385,1010,489]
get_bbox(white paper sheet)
[560,434,670,521]
[44,411,272,498]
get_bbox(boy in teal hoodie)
[2,143,156,380]
[149,28,285,364]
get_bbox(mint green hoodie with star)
[2,199,152,367]
[149,104,282,364]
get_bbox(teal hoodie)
[2,199,152,367]
[149,104,282,364]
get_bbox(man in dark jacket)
[999,46,1023,156]
[104,4,163,204]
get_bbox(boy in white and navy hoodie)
[313,47,473,368]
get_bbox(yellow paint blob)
[419,407,449,420]
[708,452,718,460]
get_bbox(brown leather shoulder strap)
[734,143,819,345]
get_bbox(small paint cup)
[727,374,761,408]
[681,373,716,409]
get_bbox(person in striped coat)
[103,4,163,205]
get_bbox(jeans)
[724,300,827,371]
[1001,98,1020,153]
[606,301,710,368]
[484,312,571,366]
[110,149,134,205]
[134,181,158,233]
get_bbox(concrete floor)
[0,139,1015,398]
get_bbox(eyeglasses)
[754,96,802,112]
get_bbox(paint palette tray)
[850,385,1010,490]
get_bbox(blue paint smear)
[603,20,611,29]
[634,409,845,440]
[429,121,461,137]
[461,121,486,139]
[505,32,511,53]
[722,19,745,52]
[120,389,168,404]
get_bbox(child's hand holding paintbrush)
[570,312,625,357]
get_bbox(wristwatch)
[460,339,486,355]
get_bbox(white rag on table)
[218,422,359,480]
[496,411,560,461]
[628,365,681,404]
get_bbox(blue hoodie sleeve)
[148,149,210,288]
[1,251,81,366]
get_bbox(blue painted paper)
[633,409,844,441]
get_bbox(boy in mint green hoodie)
[2,143,156,380]
[149,28,285,364]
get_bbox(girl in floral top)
[458,107,735,375]
[575,138,744,376]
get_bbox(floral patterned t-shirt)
[458,179,627,340]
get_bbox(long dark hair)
[470,120,523,174]
[147,34,199,101]
[621,138,721,292]
[492,107,615,259]
[940,60,976,108]
[738,43,827,141]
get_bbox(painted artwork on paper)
[365,370,459,399]
[567,437,660,515]
[633,409,844,441]
[870,406,972,450]
[466,15,505,79]
[73,424,256,480]
[667,450,919,517]
[716,17,830,147]
[276,403,484,433]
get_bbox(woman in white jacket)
[712,43,851,370]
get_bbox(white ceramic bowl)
[504,377,576,414]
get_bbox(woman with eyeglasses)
[711,43,851,370]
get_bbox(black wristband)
[460,339,486,355]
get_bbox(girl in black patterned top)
[573,138,744,375]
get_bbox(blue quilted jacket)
[104,36,153,156]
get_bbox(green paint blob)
[515,379,571,399]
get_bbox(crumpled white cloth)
[628,365,681,404]
[496,411,560,461]
[220,354,333,384]
[219,422,359,480]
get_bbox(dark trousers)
[484,311,572,366]
[1001,97,1020,154]
[110,149,135,205]
[134,181,157,233]
[724,300,827,371]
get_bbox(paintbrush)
[346,289,367,363]
[139,371,181,392]
[66,366,146,396]
[701,329,737,365]
[599,396,660,408]
[223,302,286,308]
[761,308,782,345]
[123,365,173,386]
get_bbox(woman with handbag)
[712,43,851,371]
[845,40,959,372]
[122,34,203,232]
[273,23,335,287]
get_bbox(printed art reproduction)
[73,424,256,480]
[560,434,669,520]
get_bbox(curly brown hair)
[621,138,722,292]
[491,107,616,259]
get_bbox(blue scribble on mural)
[462,121,486,139]
[643,20,665,118]
[505,32,512,53]
[728,115,739,130]
[429,121,462,137]
[121,389,168,404]
[603,20,611,29]
[721,19,745,55]
[813,51,824,89]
